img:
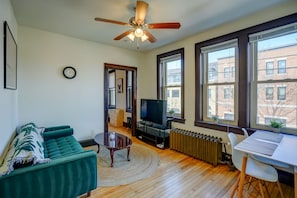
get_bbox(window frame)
[157,48,185,123]
[195,13,297,133]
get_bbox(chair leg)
[231,173,240,198]
[277,181,284,198]
[258,180,265,198]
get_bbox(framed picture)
[4,21,17,90]
[117,78,123,93]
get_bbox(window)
[126,71,133,112]
[200,39,238,125]
[157,48,184,122]
[266,61,274,75]
[172,89,179,98]
[277,87,286,100]
[224,88,230,99]
[108,70,116,108]
[224,67,230,79]
[195,13,297,134]
[250,22,297,132]
[266,87,274,100]
[278,60,286,74]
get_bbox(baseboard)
[79,139,96,147]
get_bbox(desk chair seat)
[242,128,291,170]
[228,132,284,198]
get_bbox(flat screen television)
[140,99,167,127]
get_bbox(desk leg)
[238,155,248,198]
[294,166,297,198]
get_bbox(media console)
[136,119,172,149]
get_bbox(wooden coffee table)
[94,132,132,167]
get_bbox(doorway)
[104,63,137,136]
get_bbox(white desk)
[234,130,297,198]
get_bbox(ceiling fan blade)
[114,30,134,41]
[95,17,130,26]
[147,23,181,29]
[135,1,148,25]
[143,31,156,43]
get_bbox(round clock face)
[63,66,76,79]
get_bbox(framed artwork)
[117,78,123,93]
[4,21,17,90]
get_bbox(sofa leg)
[87,191,91,197]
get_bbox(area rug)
[96,144,160,187]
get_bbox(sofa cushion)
[44,136,83,159]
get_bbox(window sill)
[169,117,185,124]
[194,120,246,135]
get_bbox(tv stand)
[136,119,172,149]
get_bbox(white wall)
[141,1,297,147]
[0,0,18,154]
[18,26,143,140]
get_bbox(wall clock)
[63,66,77,79]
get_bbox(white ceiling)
[11,0,292,52]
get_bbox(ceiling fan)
[94,0,181,43]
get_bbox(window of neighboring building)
[172,89,179,98]
[126,71,133,112]
[249,22,297,132]
[224,67,230,79]
[157,48,185,122]
[266,61,274,75]
[266,87,274,100]
[278,60,286,74]
[277,87,286,100]
[108,70,116,108]
[200,39,238,125]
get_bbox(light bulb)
[134,28,144,37]
[127,33,135,41]
[141,34,148,42]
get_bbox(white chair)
[242,128,291,169]
[228,132,284,198]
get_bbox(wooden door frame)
[104,63,137,136]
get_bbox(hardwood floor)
[86,126,294,198]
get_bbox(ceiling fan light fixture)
[134,27,144,37]
[127,32,135,41]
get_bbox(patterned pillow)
[12,128,50,165]
[0,124,50,176]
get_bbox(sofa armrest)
[0,150,97,198]
[44,125,71,132]
[43,128,74,140]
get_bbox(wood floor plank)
[86,126,294,198]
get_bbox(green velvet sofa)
[0,125,97,198]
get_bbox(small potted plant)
[270,119,284,133]
[168,109,175,117]
[212,115,220,123]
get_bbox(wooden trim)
[156,48,185,122]
[104,63,137,136]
